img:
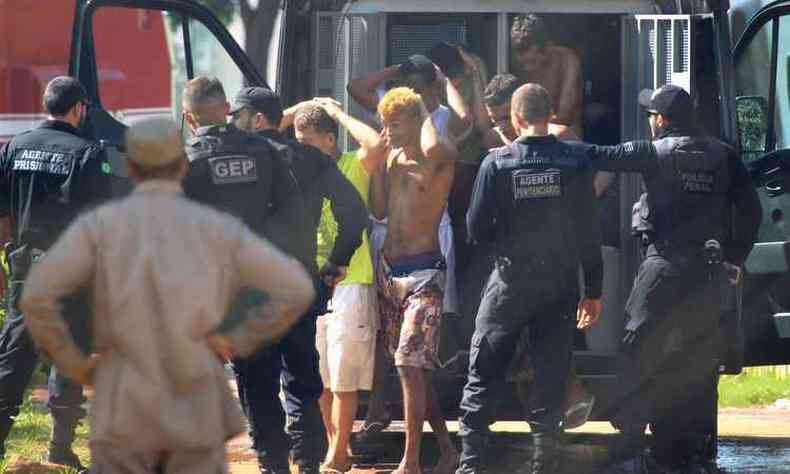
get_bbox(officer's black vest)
[492,138,591,278]
[644,136,731,249]
[3,123,102,250]
[183,125,276,237]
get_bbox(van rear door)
[732,0,790,366]
[69,0,268,192]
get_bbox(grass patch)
[719,371,790,408]
[4,390,89,473]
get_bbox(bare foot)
[322,455,353,472]
[392,462,423,474]
[320,460,353,473]
[432,448,459,474]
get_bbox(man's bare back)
[384,147,454,259]
[514,44,583,135]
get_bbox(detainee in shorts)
[316,283,378,392]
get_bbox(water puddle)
[718,439,790,473]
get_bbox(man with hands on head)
[369,87,460,474]
[281,96,387,473]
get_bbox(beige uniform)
[20,180,314,473]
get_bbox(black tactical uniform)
[231,127,367,474]
[183,123,279,233]
[0,119,110,465]
[587,85,762,471]
[457,135,603,474]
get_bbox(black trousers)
[457,265,578,469]
[232,285,327,472]
[615,254,721,466]
[0,282,86,452]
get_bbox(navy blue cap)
[229,86,280,114]
[638,84,693,120]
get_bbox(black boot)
[529,432,559,474]
[0,419,11,461]
[609,423,647,464]
[48,415,87,472]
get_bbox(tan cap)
[125,117,185,167]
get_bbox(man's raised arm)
[436,67,472,140]
[347,66,401,113]
[313,98,388,173]
[420,101,458,163]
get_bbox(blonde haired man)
[370,87,459,474]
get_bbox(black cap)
[43,76,88,115]
[229,86,280,114]
[638,84,693,120]
[399,54,437,88]
[427,42,465,78]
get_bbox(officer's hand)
[576,298,602,330]
[723,262,742,286]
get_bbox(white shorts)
[317,284,378,392]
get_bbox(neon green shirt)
[316,150,373,285]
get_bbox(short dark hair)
[293,104,338,138]
[182,77,226,111]
[511,14,548,51]
[484,74,523,106]
[43,76,88,116]
[512,83,553,123]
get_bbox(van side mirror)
[748,149,790,197]
[736,95,769,159]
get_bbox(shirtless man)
[510,14,584,136]
[370,87,458,474]
[347,54,471,140]
[480,73,578,148]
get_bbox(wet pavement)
[227,428,790,473]
[717,438,790,473]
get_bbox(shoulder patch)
[209,155,258,185]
